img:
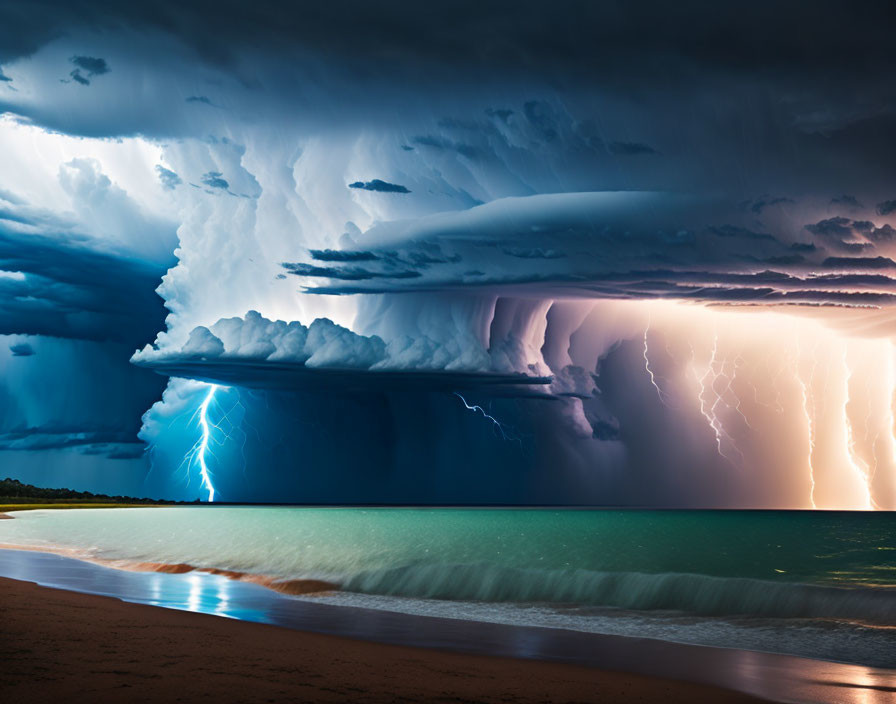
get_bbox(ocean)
[2,507,894,668]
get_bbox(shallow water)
[2,507,894,667]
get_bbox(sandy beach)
[0,576,766,703]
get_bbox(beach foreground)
[0,576,764,704]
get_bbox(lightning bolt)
[888,345,896,507]
[720,356,752,429]
[643,322,672,407]
[842,351,875,510]
[178,384,220,502]
[793,343,817,509]
[693,333,744,466]
[454,392,514,441]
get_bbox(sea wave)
[343,563,896,625]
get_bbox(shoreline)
[1,546,895,703]
[0,540,342,596]
[0,574,768,704]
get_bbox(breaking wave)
[344,563,896,625]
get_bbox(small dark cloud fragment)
[186,95,212,105]
[0,69,10,82]
[806,217,860,246]
[348,179,410,194]
[9,342,34,356]
[200,171,229,189]
[822,255,896,269]
[839,241,873,254]
[400,145,415,151]
[309,249,379,262]
[877,200,896,216]
[866,224,896,242]
[790,242,817,252]
[70,56,109,76]
[831,195,863,210]
[403,249,461,266]
[282,262,421,280]
[608,141,658,156]
[155,165,182,190]
[67,56,109,86]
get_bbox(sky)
[1,1,895,507]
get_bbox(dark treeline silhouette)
[0,478,181,504]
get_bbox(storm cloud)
[0,1,895,505]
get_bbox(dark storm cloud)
[804,217,896,248]
[0,428,140,452]
[348,179,411,193]
[0,1,889,79]
[0,225,168,343]
[286,192,896,308]
[1,1,895,145]
[804,217,874,252]
[0,0,891,210]
[9,342,34,357]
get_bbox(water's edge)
[2,547,895,704]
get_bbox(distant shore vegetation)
[0,477,183,512]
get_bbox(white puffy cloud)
[134,311,386,370]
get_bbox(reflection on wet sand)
[1,547,893,704]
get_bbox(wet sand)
[0,576,765,704]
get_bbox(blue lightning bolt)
[454,392,512,441]
[177,384,220,502]
[196,384,218,502]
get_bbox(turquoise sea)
[2,507,894,668]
